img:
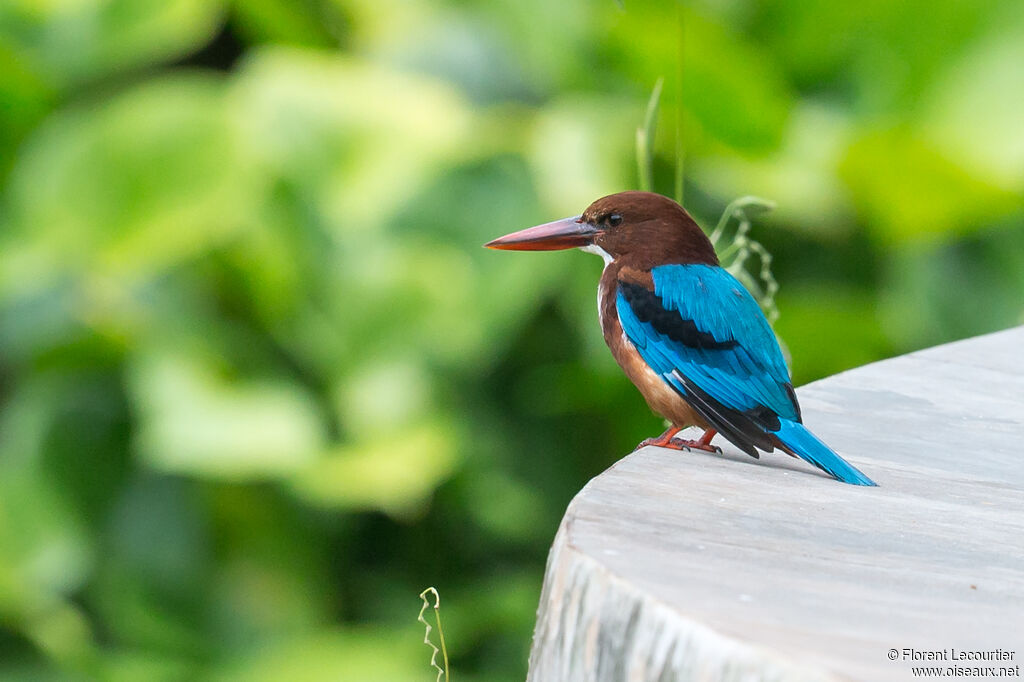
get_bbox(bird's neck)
[596,261,620,341]
[596,261,656,346]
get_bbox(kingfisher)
[485,191,875,486]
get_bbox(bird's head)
[484,191,718,269]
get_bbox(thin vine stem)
[418,587,450,682]
[674,0,685,204]
[636,77,664,192]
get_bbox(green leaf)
[129,351,326,479]
[231,0,340,47]
[922,18,1024,190]
[213,628,427,682]
[290,423,457,517]
[879,229,1024,349]
[610,4,793,153]
[0,0,225,87]
[0,380,96,666]
[774,287,890,384]
[696,104,856,234]
[840,127,1019,244]
[229,48,471,234]
[528,94,636,212]
[1,74,250,297]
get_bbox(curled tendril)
[418,587,449,682]
[710,196,780,325]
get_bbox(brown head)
[484,191,718,270]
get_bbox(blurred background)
[1,0,1022,679]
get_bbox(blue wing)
[617,264,798,455]
[617,264,877,485]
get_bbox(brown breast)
[598,264,708,429]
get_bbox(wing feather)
[617,264,800,453]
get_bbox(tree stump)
[528,327,1024,682]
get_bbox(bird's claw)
[667,438,722,454]
[635,435,722,454]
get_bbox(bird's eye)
[608,213,622,227]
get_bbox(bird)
[484,191,876,486]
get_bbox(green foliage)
[636,80,779,324]
[0,0,1022,680]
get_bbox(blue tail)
[774,420,876,486]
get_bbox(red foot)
[635,428,721,454]
[634,426,683,451]
[664,437,722,454]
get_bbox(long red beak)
[484,216,599,251]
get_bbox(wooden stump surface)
[528,327,1024,682]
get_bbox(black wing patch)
[619,282,737,351]
[670,371,780,459]
[784,382,802,423]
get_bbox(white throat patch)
[580,243,613,265]
[581,244,614,327]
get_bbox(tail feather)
[773,420,876,486]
